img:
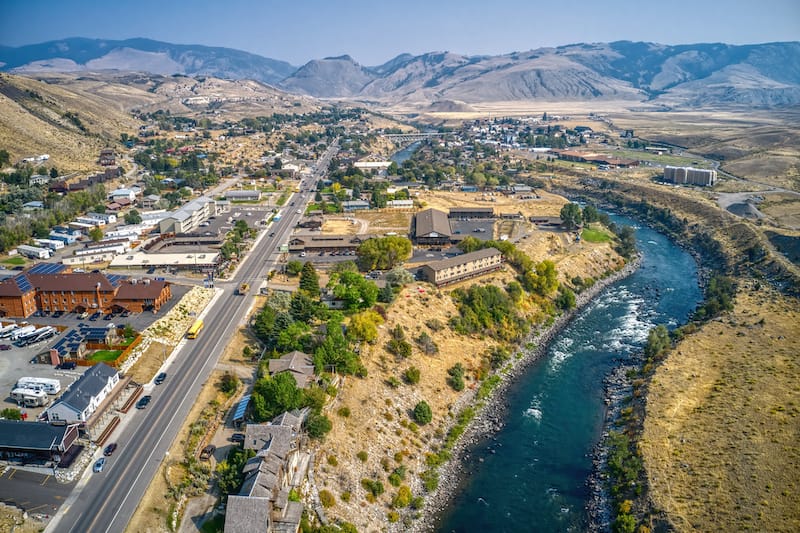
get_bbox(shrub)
[425,318,444,331]
[337,406,351,417]
[410,496,424,510]
[327,455,338,466]
[393,485,412,508]
[415,331,439,355]
[356,450,368,462]
[319,489,336,508]
[361,478,385,497]
[341,491,351,502]
[387,511,400,523]
[421,469,439,492]
[413,401,432,425]
[386,338,412,358]
[403,366,421,385]
[447,363,465,391]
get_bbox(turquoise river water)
[438,215,702,532]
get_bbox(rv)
[10,387,50,407]
[10,325,36,341]
[0,324,18,338]
[15,377,61,395]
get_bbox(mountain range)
[2,38,799,107]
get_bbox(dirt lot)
[641,284,800,533]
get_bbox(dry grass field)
[641,284,800,532]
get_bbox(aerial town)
[0,8,798,533]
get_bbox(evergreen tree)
[299,262,320,295]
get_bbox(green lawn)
[581,227,612,243]
[2,257,26,266]
[88,350,123,362]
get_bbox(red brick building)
[0,272,171,318]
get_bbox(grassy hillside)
[641,285,799,532]
[0,73,144,171]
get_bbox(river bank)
[411,255,642,532]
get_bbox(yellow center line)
[41,475,51,485]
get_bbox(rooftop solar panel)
[233,394,251,421]
[14,274,32,293]
[28,263,67,275]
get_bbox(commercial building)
[0,268,172,318]
[0,420,79,464]
[287,234,374,255]
[663,166,717,186]
[448,207,495,219]
[225,189,262,202]
[158,197,218,234]
[417,247,504,287]
[109,251,220,273]
[413,208,452,246]
[46,363,120,423]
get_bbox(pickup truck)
[237,283,249,295]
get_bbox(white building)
[158,198,218,234]
[46,363,120,423]
[109,188,136,202]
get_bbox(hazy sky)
[2,0,798,65]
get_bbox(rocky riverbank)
[411,255,642,532]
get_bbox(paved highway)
[50,140,338,533]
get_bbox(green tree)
[560,203,583,230]
[413,401,432,425]
[615,225,637,259]
[385,266,414,288]
[286,260,304,276]
[327,271,378,311]
[555,286,576,311]
[583,204,600,223]
[347,310,384,343]
[356,236,412,271]
[88,226,103,242]
[0,149,10,167]
[289,291,319,323]
[124,209,142,225]
[644,325,670,360]
[0,407,22,420]
[299,261,320,295]
[252,372,305,421]
[305,411,332,439]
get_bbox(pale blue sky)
[2,0,798,65]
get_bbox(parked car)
[146,267,156,274]
[0,344,11,351]
[103,314,114,321]
[79,311,89,319]
[136,395,152,409]
[57,361,77,370]
[154,372,167,385]
[93,457,106,473]
[52,310,64,318]
[89,312,102,321]
[103,443,118,456]
[199,444,216,461]
[231,433,246,443]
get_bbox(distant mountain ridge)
[279,41,800,107]
[0,37,297,85]
[2,38,799,107]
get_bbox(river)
[437,215,702,532]
[390,142,421,165]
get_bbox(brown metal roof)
[415,208,451,238]
[27,273,116,293]
[424,247,502,272]
[115,279,169,300]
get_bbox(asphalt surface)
[0,468,75,517]
[48,140,339,533]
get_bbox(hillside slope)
[0,37,296,84]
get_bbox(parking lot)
[449,218,497,240]
[0,283,190,416]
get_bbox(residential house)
[268,351,315,389]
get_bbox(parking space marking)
[41,475,50,485]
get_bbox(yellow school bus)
[187,319,204,339]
